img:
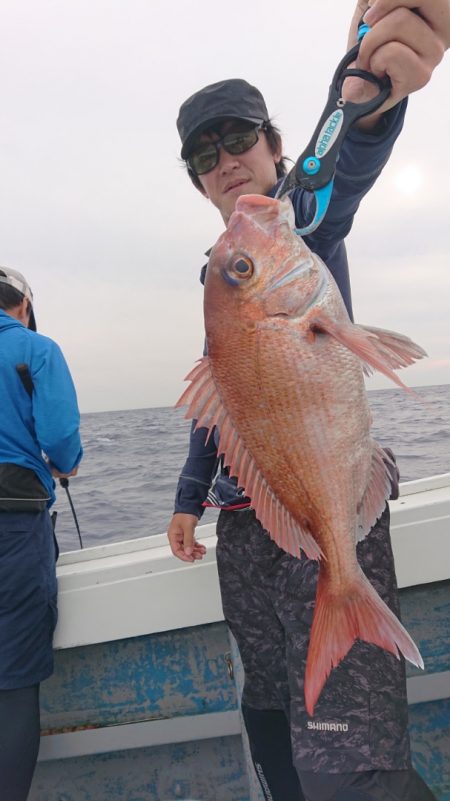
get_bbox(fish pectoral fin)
[310,313,426,392]
[356,444,393,541]
[176,358,321,561]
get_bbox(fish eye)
[231,256,254,280]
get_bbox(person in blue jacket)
[0,266,83,801]
[167,3,449,799]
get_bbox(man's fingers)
[364,0,450,48]
[192,540,207,557]
[183,524,195,557]
[357,8,445,73]
[52,466,79,478]
[371,44,433,94]
[184,535,207,559]
[348,2,371,49]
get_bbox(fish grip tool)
[276,22,391,234]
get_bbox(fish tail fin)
[304,568,423,716]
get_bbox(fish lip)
[223,179,249,194]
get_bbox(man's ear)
[7,298,29,325]
[18,298,31,326]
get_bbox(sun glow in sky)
[393,164,424,196]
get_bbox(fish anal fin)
[310,312,426,392]
[305,568,424,716]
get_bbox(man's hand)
[359,0,450,48]
[345,0,448,128]
[51,465,79,479]
[167,513,207,562]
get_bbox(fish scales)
[211,308,372,552]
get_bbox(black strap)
[15,363,33,398]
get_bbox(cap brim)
[181,115,265,159]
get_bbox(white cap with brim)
[0,266,37,331]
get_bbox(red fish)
[177,194,425,715]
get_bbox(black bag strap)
[16,363,33,398]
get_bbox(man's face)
[191,120,281,224]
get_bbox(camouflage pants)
[216,505,411,776]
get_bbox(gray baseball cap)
[177,78,269,159]
[0,266,37,331]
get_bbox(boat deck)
[29,474,450,801]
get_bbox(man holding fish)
[167,1,450,799]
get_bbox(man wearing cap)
[167,2,448,800]
[0,266,83,800]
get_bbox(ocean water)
[53,384,450,553]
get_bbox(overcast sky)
[1,0,449,413]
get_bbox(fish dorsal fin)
[356,444,394,541]
[176,357,322,560]
[310,312,426,392]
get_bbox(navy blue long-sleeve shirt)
[174,101,407,518]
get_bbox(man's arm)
[31,339,83,474]
[167,422,217,562]
[345,0,448,130]
[292,0,449,245]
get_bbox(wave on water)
[53,384,450,553]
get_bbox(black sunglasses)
[188,123,267,176]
